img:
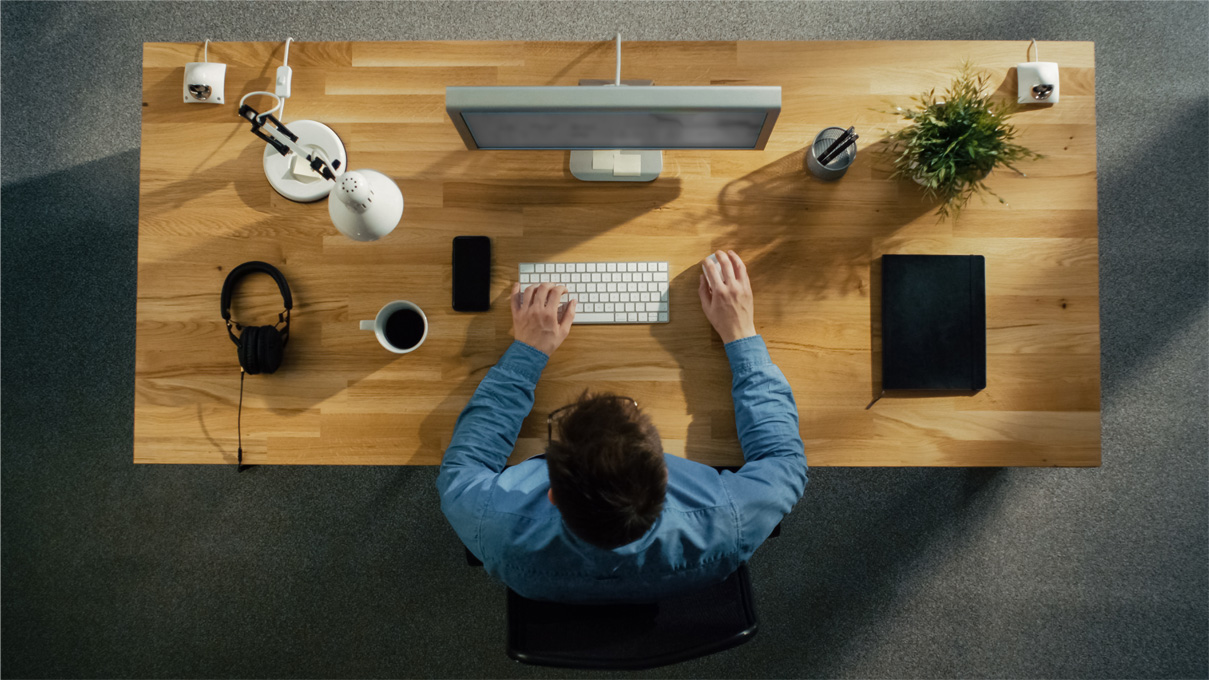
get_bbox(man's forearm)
[441,341,549,475]
[724,335,805,463]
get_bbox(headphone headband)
[220,261,293,321]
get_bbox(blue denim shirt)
[437,336,807,603]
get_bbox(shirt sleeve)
[717,335,808,558]
[436,340,549,558]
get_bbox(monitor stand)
[569,79,663,183]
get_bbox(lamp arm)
[237,104,341,181]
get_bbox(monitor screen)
[460,110,770,150]
[446,86,781,151]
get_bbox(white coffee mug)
[360,300,428,354]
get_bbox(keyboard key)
[607,263,617,272]
[658,262,668,271]
[654,272,668,282]
[576,263,586,272]
[520,263,535,273]
[573,312,617,324]
[638,262,648,272]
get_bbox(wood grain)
[137,41,1100,466]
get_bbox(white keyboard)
[519,261,670,324]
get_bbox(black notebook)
[881,254,986,391]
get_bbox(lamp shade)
[327,170,404,241]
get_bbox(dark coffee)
[384,308,425,350]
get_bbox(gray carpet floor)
[2,2,1206,678]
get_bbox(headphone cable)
[237,369,245,468]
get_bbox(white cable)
[204,38,209,63]
[279,37,295,121]
[615,32,621,85]
[1028,38,1039,62]
[239,90,282,122]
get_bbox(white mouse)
[702,253,720,289]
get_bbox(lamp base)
[262,120,348,202]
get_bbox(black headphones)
[220,261,293,375]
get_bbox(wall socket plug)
[183,62,227,104]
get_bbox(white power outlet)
[183,62,227,104]
[1017,61,1060,104]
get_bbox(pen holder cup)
[806,127,857,181]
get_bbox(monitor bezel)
[445,86,781,151]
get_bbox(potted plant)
[885,62,1043,219]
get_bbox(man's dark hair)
[546,392,667,549]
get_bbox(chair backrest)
[505,563,758,670]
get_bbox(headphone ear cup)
[258,325,285,374]
[239,326,261,375]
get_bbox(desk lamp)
[238,103,403,241]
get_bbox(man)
[437,250,806,603]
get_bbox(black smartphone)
[452,236,492,312]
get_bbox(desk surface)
[137,40,1099,466]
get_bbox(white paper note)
[592,150,616,170]
[613,153,643,176]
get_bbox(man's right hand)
[698,250,757,344]
[511,282,576,356]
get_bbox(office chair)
[464,466,776,669]
[505,563,758,670]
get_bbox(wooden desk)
[137,41,1099,466]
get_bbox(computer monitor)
[445,84,781,182]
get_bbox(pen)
[820,133,859,166]
[817,126,854,165]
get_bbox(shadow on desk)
[416,292,518,466]
[711,140,939,322]
[708,142,944,407]
[140,137,276,215]
[649,267,734,466]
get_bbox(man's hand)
[511,282,576,356]
[699,249,757,344]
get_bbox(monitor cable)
[615,32,621,85]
